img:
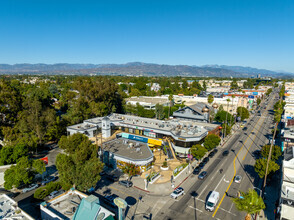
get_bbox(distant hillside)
[0,62,291,78]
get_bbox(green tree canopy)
[155,104,165,120]
[215,110,234,124]
[261,145,282,161]
[4,157,46,190]
[203,134,221,151]
[232,189,265,220]
[257,98,261,106]
[254,158,280,178]
[237,107,250,121]
[190,144,207,160]
[56,133,104,191]
[207,94,214,104]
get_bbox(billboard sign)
[248,95,254,99]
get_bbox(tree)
[261,145,281,161]
[254,158,279,178]
[190,144,207,160]
[222,123,231,136]
[203,134,221,151]
[207,94,214,104]
[215,110,234,124]
[202,80,207,91]
[4,157,45,190]
[230,80,238,90]
[155,104,165,119]
[232,189,265,220]
[168,94,173,118]
[56,133,104,191]
[122,163,140,180]
[237,107,249,121]
[257,98,261,106]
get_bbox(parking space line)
[219,207,237,216]
[188,205,203,212]
[195,198,205,203]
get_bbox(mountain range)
[0,62,292,78]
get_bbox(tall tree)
[254,158,279,178]
[207,94,214,104]
[190,144,207,160]
[56,133,104,191]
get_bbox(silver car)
[170,187,184,199]
[22,184,39,193]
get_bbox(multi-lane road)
[152,92,277,220]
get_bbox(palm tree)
[224,98,230,137]
[168,94,173,118]
[232,189,265,220]
[231,95,235,125]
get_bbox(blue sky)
[0,0,293,72]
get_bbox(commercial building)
[125,96,170,109]
[278,146,294,220]
[67,113,220,154]
[40,189,114,220]
[102,137,154,172]
[172,103,210,122]
[0,194,34,220]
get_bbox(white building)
[125,95,170,109]
[150,83,161,92]
[0,194,34,220]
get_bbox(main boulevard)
[88,92,278,220]
[151,93,277,220]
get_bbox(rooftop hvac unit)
[136,148,140,152]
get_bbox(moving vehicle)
[198,171,208,180]
[22,184,39,193]
[119,180,133,188]
[170,187,184,199]
[234,175,242,183]
[222,150,229,156]
[206,191,220,211]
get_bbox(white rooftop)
[0,194,34,220]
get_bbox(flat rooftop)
[84,113,219,138]
[67,123,97,131]
[0,194,33,220]
[103,138,153,161]
[41,190,87,220]
[126,96,169,105]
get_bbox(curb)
[133,185,150,193]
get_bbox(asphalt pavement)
[151,94,276,220]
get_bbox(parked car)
[193,167,201,175]
[203,157,209,163]
[106,175,119,182]
[104,194,119,207]
[198,171,208,180]
[41,176,57,186]
[22,184,39,193]
[199,162,205,169]
[119,180,133,188]
[49,190,65,199]
[208,152,215,158]
[213,148,218,154]
[222,150,229,156]
[234,175,242,183]
[170,187,184,199]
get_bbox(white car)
[170,187,184,199]
[234,175,242,183]
[22,184,39,193]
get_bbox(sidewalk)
[132,160,198,195]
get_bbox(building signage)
[248,95,254,99]
[128,134,148,143]
[252,92,258,95]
